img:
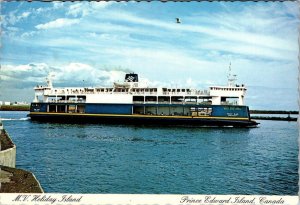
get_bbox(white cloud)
[52,1,64,9]
[66,2,113,17]
[199,41,296,61]
[1,2,298,110]
[1,61,297,110]
[104,11,296,53]
[21,11,30,18]
[52,63,128,87]
[21,31,39,38]
[35,18,80,30]
[67,3,88,17]
[90,2,114,9]
[1,62,127,87]
[3,10,31,26]
[2,63,50,73]
[1,63,52,84]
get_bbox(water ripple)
[1,111,298,195]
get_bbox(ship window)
[77,105,85,113]
[190,107,212,116]
[49,105,56,112]
[68,105,76,113]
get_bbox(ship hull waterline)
[28,112,259,128]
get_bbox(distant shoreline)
[250,110,299,114]
[0,105,298,114]
[0,105,30,111]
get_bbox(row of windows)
[210,87,244,91]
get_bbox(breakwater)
[251,116,297,121]
[250,110,298,114]
[250,110,298,121]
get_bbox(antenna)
[46,74,55,88]
[227,62,231,80]
[227,62,237,87]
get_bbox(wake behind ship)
[28,70,258,127]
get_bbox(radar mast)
[46,74,55,88]
[227,62,237,87]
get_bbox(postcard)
[0,1,298,205]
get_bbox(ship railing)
[157,101,171,104]
[49,90,94,95]
[112,91,130,94]
[171,102,184,104]
[133,101,174,104]
[131,92,158,95]
[161,91,210,96]
[221,101,238,105]
[133,101,144,104]
[145,101,158,104]
[46,100,86,103]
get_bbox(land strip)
[250,110,298,114]
[0,105,30,111]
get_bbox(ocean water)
[1,111,298,194]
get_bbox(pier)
[250,110,298,121]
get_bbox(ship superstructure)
[29,68,258,127]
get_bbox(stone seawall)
[0,128,43,193]
[0,130,16,168]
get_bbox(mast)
[227,62,237,87]
[46,74,54,88]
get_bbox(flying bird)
[175,18,181,24]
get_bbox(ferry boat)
[28,69,258,127]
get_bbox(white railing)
[44,89,210,96]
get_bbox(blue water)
[1,111,298,194]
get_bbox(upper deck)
[33,71,247,106]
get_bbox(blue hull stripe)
[29,112,250,121]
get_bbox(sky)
[0,1,299,110]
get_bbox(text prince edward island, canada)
[180,196,285,204]
[13,194,83,204]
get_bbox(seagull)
[176,18,181,24]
